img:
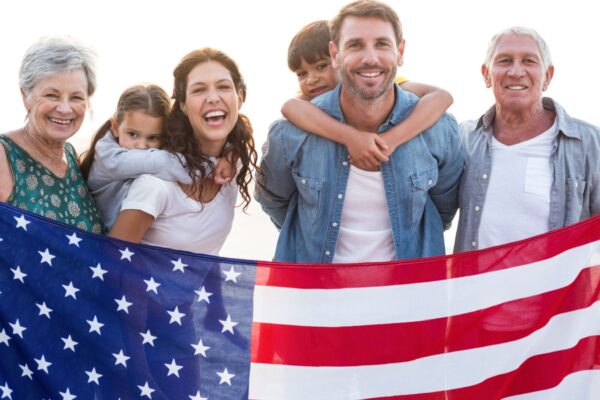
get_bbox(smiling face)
[330,16,404,102]
[22,69,89,143]
[482,33,553,112]
[295,57,339,100]
[180,61,242,156]
[112,110,163,150]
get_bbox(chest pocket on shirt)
[293,172,322,225]
[565,177,587,221]
[410,166,438,224]
[525,157,552,200]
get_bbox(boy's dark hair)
[287,20,331,71]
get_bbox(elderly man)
[256,0,464,263]
[455,27,600,252]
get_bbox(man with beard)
[256,0,464,263]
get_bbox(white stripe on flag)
[502,370,600,400]
[253,242,600,326]
[249,301,600,399]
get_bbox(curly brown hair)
[165,48,258,210]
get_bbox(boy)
[282,20,453,170]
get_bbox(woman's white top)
[121,174,237,255]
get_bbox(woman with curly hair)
[109,48,258,255]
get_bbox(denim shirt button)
[325,250,331,256]
[474,206,480,212]
[301,179,306,184]
[428,179,433,186]
[482,174,488,180]
[332,222,338,227]
[343,161,348,166]
[471,241,477,248]
[337,194,343,199]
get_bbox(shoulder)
[130,174,171,192]
[122,174,172,216]
[0,138,13,201]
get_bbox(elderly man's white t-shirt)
[478,119,558,249]
[120,174,237,255]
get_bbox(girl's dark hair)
[166,47,258,210]
[79,84,171,179]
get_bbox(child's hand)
[345,130,389,171]
[213,157,236,185]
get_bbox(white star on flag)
[171,258,188,273]
[85,367,102,385]
[65,232,82,247]
[144,277,161,294]
[223,266,241,283]
[62,282,80,299]
[0,329,10,346]
[86,316,104,335]
[9,319,26,338]
[62,335,78,352]
[189,391,208,400]
[194,286,212,303]
[164,358,183,377]
[89,263,107,280]
[36,302,53,319]
[191,339,210,357]
[38,248,56,266]
[219,314,238,334]
[59,388,76,400]
[0,382,13,399]
[19,363,33,380]
[119,247,134,261]
[138,382,155,398]
[140,330,157,346]
[216,367,235,385]
[115,296,132,313]
[113,350,130,367]
[14,214,30,230]
[11,266,27,283]
[34,355,51,374]
[167,306,186,325]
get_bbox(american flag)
[1,201,599,399]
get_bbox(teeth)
[507,85,526,90]
[49,117,71,125]
[359,72,381,77]
[205,111,225,118]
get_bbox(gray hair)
[19,36,97,97]
[484,26,552,70]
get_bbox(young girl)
[80,84,234,230]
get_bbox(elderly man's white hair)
[483,26,552,70]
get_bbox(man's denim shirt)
[256,84,465,263]
[455,98,600,253]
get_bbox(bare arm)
[380,81,453,153]
[108,209,155,243]
[0,145,14,202]
[282,98,388,170]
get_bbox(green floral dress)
[0,135,105,233]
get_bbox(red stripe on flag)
[255,215,600,289]
[370,335,600,400]
[251,266,600,366]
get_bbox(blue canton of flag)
[0,202,255,400]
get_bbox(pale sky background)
[1,0,598,261]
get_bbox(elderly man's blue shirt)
[256,84,464,263]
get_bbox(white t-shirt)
[121,174,237,255]
[478,120,558,249]
[333,166,395,263]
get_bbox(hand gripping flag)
[0,201,599,399]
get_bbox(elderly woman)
[0,37,104,233]
[109,48,258,254]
